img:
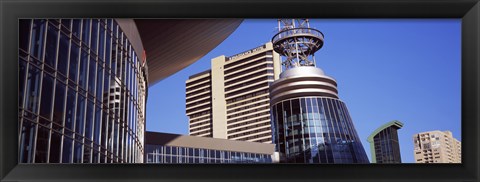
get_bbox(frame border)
[1,0,479,182]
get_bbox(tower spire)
[272,19,324,71]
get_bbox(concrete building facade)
[413,130,461,163]
[186,42,281,143]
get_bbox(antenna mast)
[272,19,324,71]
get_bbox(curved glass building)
[270,67,369,163]
[269,19,369,163]
[18,19,148,163]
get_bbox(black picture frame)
[1,0,479,181]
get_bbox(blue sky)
[146,19,461,163]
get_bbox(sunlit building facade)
[18,19,147,163]
[145,131,278,163]
[186,42,281,143]
[413,130,461,163]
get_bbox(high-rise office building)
[413,130,461,163]
[145,131,278,163]
[269,19,369,163]
[186,42,281,143]
[367,120,403,163]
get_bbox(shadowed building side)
[367,120,403,163]
[135,19,244,85]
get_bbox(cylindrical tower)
[270,19,369,163]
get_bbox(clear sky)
[146,19,461,163]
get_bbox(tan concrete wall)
[211,56,228,139]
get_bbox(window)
[69,43,80,82]
[88,58,97,94]
[53,81,66,127]
[79,50,89,88]
[57,33,69,75]
[82,19,90,44]
[30,20,46,59]
[19,119,36,163]
[19,20,31,52]
[39,73,54,118]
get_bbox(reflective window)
[69,43,79,82]
[72,19,81,38]
[85,100,94,140]
[19,59,28,108]
[81,19,90,45]
[65,88,76,136]
[19,20,31,51]
[39,73,54,118]
[57,33,69,75]
[88,58,96,95]
[271,97,369,163]
[73,141,83,163]
[30,20,45,60]
[90,19,98,54]
[99,26,105,60]
[75,94,85,135]
[35,125,50,163]
[19,119,36,163]
[49,131,62,163]
[79,50,88,88]
[19,19,147,164]
[44,24,58,69]
[53,81,66,126]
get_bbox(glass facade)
[372,126,401,163]
[18,19,148,163]
[145,144,273,164]
[271,97,369,163]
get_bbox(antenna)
[272,19,324,71]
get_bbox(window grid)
[145,145,273,164]
[18,19,148,163]
[271,97,369,163]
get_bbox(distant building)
[185,42,281,143]
[367,120,403,163]
[413,130,461,163]
[144,131,278,163]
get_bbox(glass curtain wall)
[18,19,147,163]
[271,97,369,163]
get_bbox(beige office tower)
[186,42,281,143]
[413,130,461,163]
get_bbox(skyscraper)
[186,42,281,143]
[367,120,403,163]
[269,19,369,163]
[413,130,461,163]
